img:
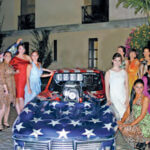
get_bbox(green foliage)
[125,24,150,58]
[31,30,53,68]
[116,0,150,24]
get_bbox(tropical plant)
[116,0,150,25]
[31,30,52,68]
[125,24,150,58]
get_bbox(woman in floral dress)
[118,79,150,149]
[142,65,150,114]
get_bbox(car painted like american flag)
[12,69,117,150]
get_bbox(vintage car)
[12,69,117,150]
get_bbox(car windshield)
[48,72,103,92]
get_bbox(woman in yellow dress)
[127,49,140,94]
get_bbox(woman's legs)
[3,104,10,127]
[0,104,5,130]
[15,97,24,114]
[19,98,24,113]
[15,98,21,115]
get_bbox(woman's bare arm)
[124,70,129,107]
[26,64,32,93]
[105,70,111,105]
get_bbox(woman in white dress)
[105,53,129,120]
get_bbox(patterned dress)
[142,75,150,114]
[120,97,150,147]
[127,59,140,94]
[0,62,16,108]
[4,63,16,104]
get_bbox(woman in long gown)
[24,51,52,105]
[0,51,16,130]
[118,79,150,149]
[10,43,31,114]
[142,65,150,114]
[127,49,140,94]
[105,53,129,120]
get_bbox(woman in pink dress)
[142,65,150,114]
[10,43,31,114]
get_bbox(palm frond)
[30,29,53,67]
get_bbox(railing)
[18,13,35,30]
[82,5,108,24]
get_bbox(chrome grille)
[51,140,73,150]
[75,141,101,150]
[15,139,113,150]
[24,141,50,150]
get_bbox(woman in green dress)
[118,79,150,149]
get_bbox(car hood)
[13,97,117,141]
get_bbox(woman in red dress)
[10,43,31,114]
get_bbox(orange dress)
[10,57,30,99]
[127,59,140,94]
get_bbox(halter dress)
[24,62,43,105]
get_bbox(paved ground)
[0,106,148,150]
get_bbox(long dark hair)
[16,43,26,55]
[118,45,126,57]
[3,51,12,57]
[112,52,122,65]
[128,48,137,60]
[112,53,122,66]
[130,79,144,113]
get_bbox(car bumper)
[13,135,116,150]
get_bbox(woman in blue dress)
[24,51,52,105]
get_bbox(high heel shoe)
[3,122,10,128]
[0,124,3,131]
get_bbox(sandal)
[0,124,3,131]
[135,142,146,150]
[3,122,10,128]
